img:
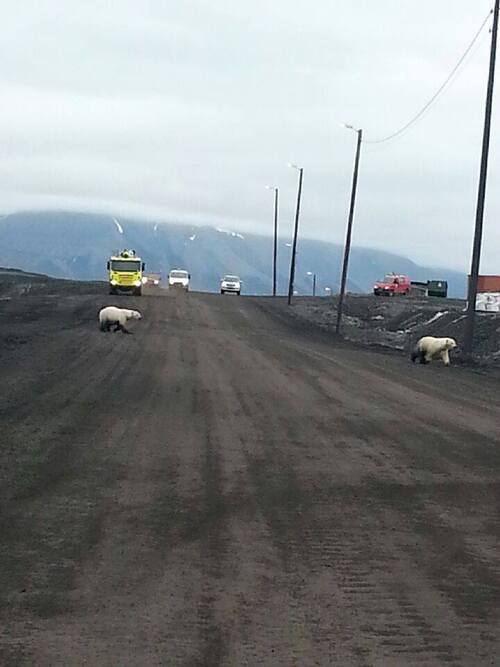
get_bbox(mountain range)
[0,211,466,297]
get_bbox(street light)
[265,185,279,296]
[306,271,317,296]
[287,163,304,305]
[336,124,363,334]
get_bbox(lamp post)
[266,186,279,296]
[287,163,304,306]
[336,124,363,334]
[306,271,317,296]
[464,0,499,358]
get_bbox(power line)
[363,26,490,154]
[364,9,493,145]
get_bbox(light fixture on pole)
[266,185,279,296]
[287,163,304,306]
[336,124,363,334]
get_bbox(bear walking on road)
[99,306,142,334]
[411,336,457,366]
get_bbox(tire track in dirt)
[1,290,499,665]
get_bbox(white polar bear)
[99,306,142,334]
[411,336,457,366]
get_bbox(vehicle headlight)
[134,280,142,287]
[110,279,118,286]
[142,277,148,284]
[154,280,159,285]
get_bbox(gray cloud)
[0,0,498,271]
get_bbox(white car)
[168,269,190,291]
[220,275,241,295]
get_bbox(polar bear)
[98,306,142,334]
[411,336,457,366]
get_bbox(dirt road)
[1,290,499,666]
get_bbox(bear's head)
[445,337,457,350]
[129,310,142,320]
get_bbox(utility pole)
[266,185,279,296]
[273,187,279,296]
[336,127,363,334]
[306,271,316,296]
[287,165,304,305]
[464,1,499,358]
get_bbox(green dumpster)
[427,280,448,298]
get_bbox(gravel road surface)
[1,291,499,666]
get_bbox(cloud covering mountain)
[0,1,498,273]
[0,211,466,297]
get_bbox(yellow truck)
[107,249,145,296]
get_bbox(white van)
[168,269,190,291]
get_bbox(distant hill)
[0,211,466,297]
[0,266,104,298]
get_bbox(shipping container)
[470,275,500,293]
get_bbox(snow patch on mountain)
[113,218,124,234]
[215,227,245,240]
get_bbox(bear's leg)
[411,348,425,363]
[441,350,450,366]
[118,323,132,334]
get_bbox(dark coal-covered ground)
[276,294,500,365]
[1,270,500,665]
[0,267,105,298]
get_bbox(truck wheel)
[221,290,224,294]
[135,288,142,296]
[237,291,240,296]
[109,288,116,295]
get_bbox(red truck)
[373,273,411,296]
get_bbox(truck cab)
[107,250,145,296]
[168,269,190,291]
[373,273,410,296]
[220,275,241,295]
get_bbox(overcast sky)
[0,1,499,271]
